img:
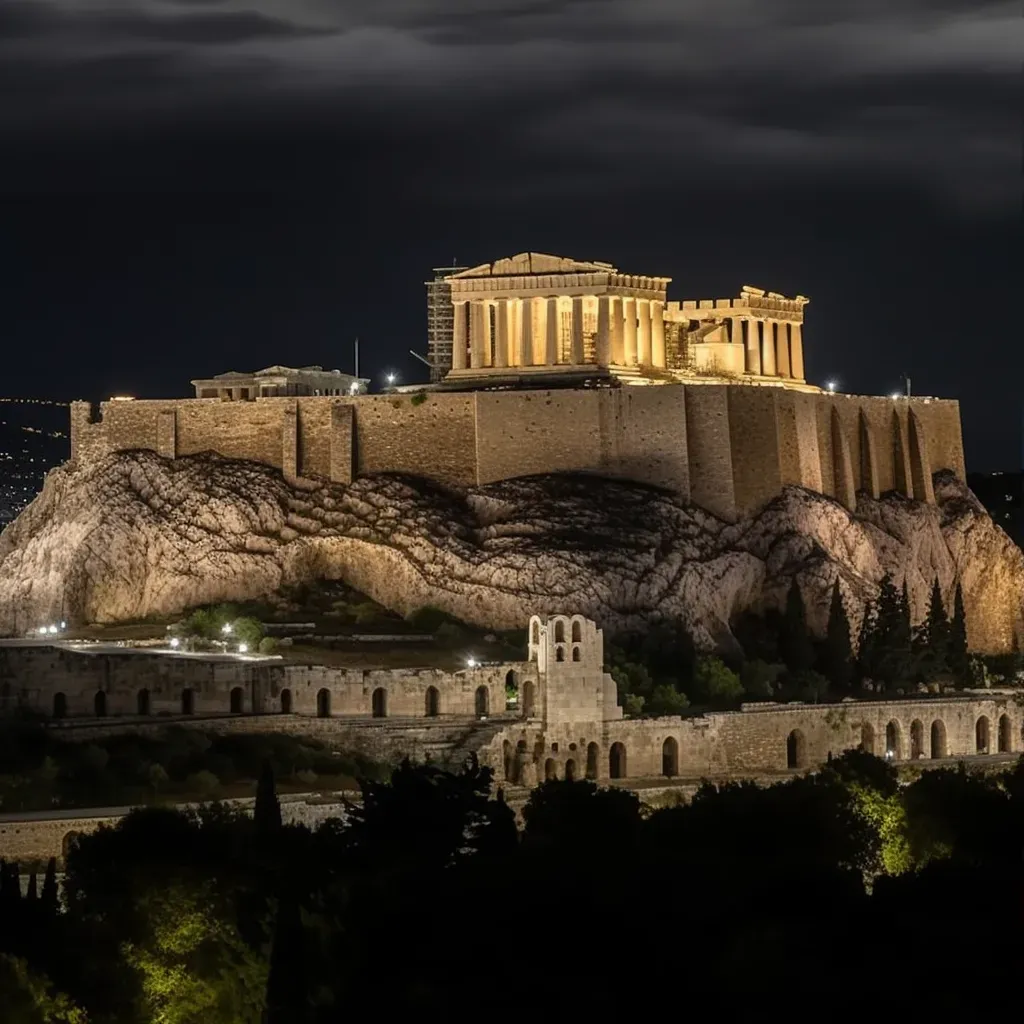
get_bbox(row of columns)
[452,295,667,371]
[729,317,804,381]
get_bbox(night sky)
[0,1,1019,468]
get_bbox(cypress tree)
[856,601,877,687]
[870,574,913,690]
[25,872,37,902]
[915,577,950,678]
[820,578,853,690]
[255,759,282,836]
[40,858,58,916]
[780,578,814,672]
[949,581,970,687]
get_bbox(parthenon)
[439,252,810,388]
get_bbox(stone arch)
[555,646,565,663]
[930,719,947,759]
[571,619,582,642]
[998,714,1012,753]
[316,688,331,718]
[860,722,875,754]
[586,742,599,780]
[786,729,806,769]
[137,689,151,716]
[609,742,627,779]
[544,758,557,781]
[885,720,902,759]
[892,410,912,498]
[181,688,195,716]
[975,715,990,754]
[505,669,518,692]
[280,688,293,714]
[372,687,388,718]
[662,737,679,777]
[908,409,934,504]
[910,719,924,759]
[522,680,535,718]
[93,691,107,718]
[229,687,244,714]
[52,692,67,720]
[830,407,856,510]
[425,686,440,717]
[565,758,577,782]
[502,740,513,781]
[554,619,566,643]
[571,645,581,662]
[475,685,489,718]
[530,620,540,646]
[858,410,880,498]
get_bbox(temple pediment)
[449,252,618,279]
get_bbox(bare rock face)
[0,451,1021,652]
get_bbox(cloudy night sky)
[0,0,1019,467]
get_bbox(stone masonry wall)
[69,386,966,523]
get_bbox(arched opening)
[554,620,565,643]
[505,669,518,693]
[998,714,1012,753]
[503,739,513,781]
[786,729,806,769]
[571,646,581,662]
[910,719,924,759]
[230,687,244,714]
[52,692,67,720]
[316,688,330,719]
[181,688,195,716]
[565,759,577,782]
[885,720,902,760]
[93,691,107,718]
[522,680,535,718]
[609,742,627,780]
[975,715,990,754]
[571,620,582,642]
[425,686,440,717]
[544,758,557,781]
[586,742,599,780]
[555,647,565,663]
[137,689,151,716]
[930,719,947,759]
[530,621,539,645]
[475,685,489,718]
[662,737,679,777]
[372,688,387,718]
[860,722,875,754]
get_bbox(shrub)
[623,693,645,717]
[692,656,744,705]
[258,636,279,655]
[646,684,690,716]
[410,392,428,407]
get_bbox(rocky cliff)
[0,451,1021,652]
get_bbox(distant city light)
[825,380,837,392]
[238,643,248,654]
[47,624,58,634]
[221,623,233,635]
[466,657,477,668]
[60,621,66,629]
[890,392,901,400]
[169,637,180,648]
[385,373,397,386]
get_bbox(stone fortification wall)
[69,386,966,522]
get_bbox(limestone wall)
[69,386,966,523]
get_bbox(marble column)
[744,318,761,375]
[775,321,791,378]
[761,318,777,376]
[452,301,467,370]
[610,297,624,364]
[510,300,523,367]
[571,296,585,364]
[790,322,805,380]
[637,299,652,365]
[596,295,611,366]
[470,301,489,369]
[546,297,560,365]
[651,300,666,367]
[623,297,637,365]
[521,298,534,365]
[494,299,509,368]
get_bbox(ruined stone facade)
[68,386,964,523]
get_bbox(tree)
[780,578,815,672]
[863,574,914,690]
[948,582,970,687]
[645,684,689,716]
[691,656,743,706]
[254,760,282,837]
[914,578,950,679]
[0,954,88,1024]
[820,579,853,691]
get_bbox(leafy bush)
[692,656,744,706]
[740,659,784,699]
[623,693,645,717]
[257,636,279,655]
[646,684,690,716]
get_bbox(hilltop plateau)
[0,451,1021,652]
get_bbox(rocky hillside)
[0,451,1021,652]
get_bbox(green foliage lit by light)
[0,955,89,1024]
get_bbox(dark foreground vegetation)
[0,751,1020,1021]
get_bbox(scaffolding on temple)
[425,263,467,383]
